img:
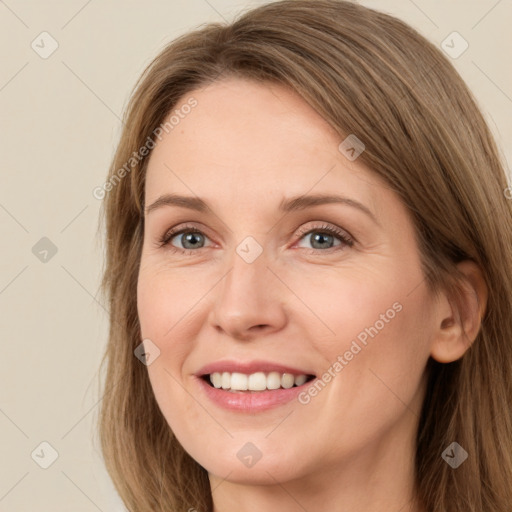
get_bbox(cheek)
[297,265,432,417]
[137,263,205,340]
[293,293,432,466]
[137,267,203,443]
[137,264,209,417]
[321,284,432,424]
[282,263,413,353]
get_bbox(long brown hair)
[96,1,512,510]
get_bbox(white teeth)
[294,374,307,386]
[211,372,222,388]
[248,372,267,391]
[208,371,311,391]
[281,373,295,389]
[230,372,248,391]
[267,371,281,390]
[221,372,230,389]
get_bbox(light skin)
[136,77,487,512]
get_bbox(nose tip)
[209,257,287,341]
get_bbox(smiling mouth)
[201,371,316,392]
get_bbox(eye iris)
[169,228,343,251]
[310,232,333,249]
[181,232,204,249]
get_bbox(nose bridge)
[210,241,286,339]
[220,244,271,314]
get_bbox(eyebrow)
[145,193,378,224]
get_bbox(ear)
[430,260,488,363]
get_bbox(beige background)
[0,0,510,510]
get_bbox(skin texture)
[137,78,486,512]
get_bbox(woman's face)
[137,77,438,485]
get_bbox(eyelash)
[156,222,354,255]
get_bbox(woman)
[97,1,512,511]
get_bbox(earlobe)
[430,260,488,364]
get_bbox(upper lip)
[196,360,315,377]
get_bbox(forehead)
[144,78,384,217]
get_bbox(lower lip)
[196,376,314,412]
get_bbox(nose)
[209,248,288,341]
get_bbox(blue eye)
[157,222,354,254]
[158,225,211,252]
[295,224,354,251]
